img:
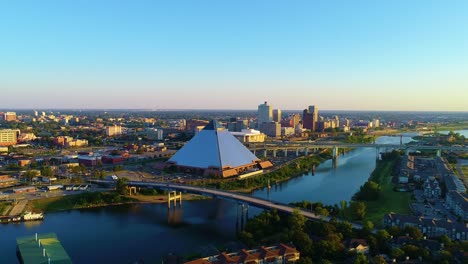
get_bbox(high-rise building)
[302,105,318,131]
[106,125,122,137]
[260,122,281,138]
[257,101,272,128]
[272,109,282,123]
[34,110,38,117]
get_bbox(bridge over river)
[122,180,366,230]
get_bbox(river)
[0,134,438,263]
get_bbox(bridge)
[247,141,467,161]
[122,180,365,230]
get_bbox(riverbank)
[359,154,412,226]
[28,191,207,213]
[191,152,330,193]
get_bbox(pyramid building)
[167,120,273,178]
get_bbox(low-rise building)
[423,177,441,199]
[230,129,266,143]
[446,191,468,221]
[185,243,299,264]
[0,175,19,188]
[384,213,468,240]
[53,136,88,148]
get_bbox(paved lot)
[8,199,28,216]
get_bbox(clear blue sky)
[1,0,467,111]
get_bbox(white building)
[230,129,266,143]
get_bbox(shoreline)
[28,192,209,214]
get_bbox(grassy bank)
[362,158,412,226]
[192,153,330,192]
[29,192,139,213]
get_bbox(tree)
[40,167,53,177]
[340,200,347,217]
[353,253,368,264]
[349,201,366,220]
[391,248,405,261]
[23,170,38,183]
[289,208,306,231]
[372,255,386,264]
[116,178,128,195]
[404,226,423,240]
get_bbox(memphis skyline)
[1,1,468,111]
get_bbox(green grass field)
[363,160,412,227]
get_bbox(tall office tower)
[302,105,319,131]
[272,109,282,123]
[257,101,272,128]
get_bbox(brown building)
[302,106,318,131]
[185,244,300,264]
[4,112,17,121]
[0,175,19,188]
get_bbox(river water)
[0,134,430,263]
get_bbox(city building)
[227,118,249,132]
[0,129,19,146]
[106,125,122,136]
[260,122,281,138]
[383,213,468,240]
[257,101,273,128]
[0,175,19,188]
[230,129,266,143]
[52,136,88,148]
[273,109,282,123]
[4,112,17,121]
[78,154,101,167]
[445,191,468,221]
[145,128,164,140]
[281,127,295,137]
[185,243,300,264]
[302,105,318,131]
[167,120,272,178]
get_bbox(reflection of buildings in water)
[24,220,42,229]
[167,207,183,224]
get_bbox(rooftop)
[16,233,72,264]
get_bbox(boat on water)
[22,211,44,221]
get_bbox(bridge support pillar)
[168,191,182,208]
[436,149,441,157]
[284,149,288,157]
[264,149,267,158]
[273,150,277,157]
[332,147,339,168]
[305,148,308,155]
[296,148,299,156]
